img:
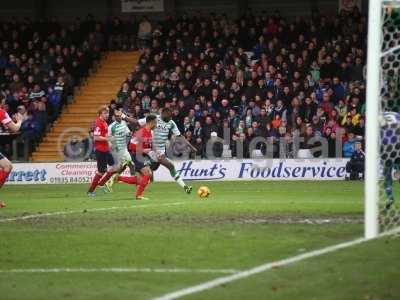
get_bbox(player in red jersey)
[0,100,22,208]
[87,105,118,196]
[116,115,157,200]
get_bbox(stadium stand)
[0,17,103,160]
[106,8,367,159]
[1,8,368,161]
[32,51,139,161]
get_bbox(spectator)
[117,82,130,104]
[101,9,368,159]
[47,86,62,121]
[345,141,365,180]
[137,16,152,48]
[15,105,28,123]
[0,18,102,159]
[350,57,364,82]
[203,116,218,141]
[208,131,223,158]
[325,129,337,158]
[332,77,346,103]
[20,111,41,141]
[343,132,356,157]
[335,99,348,122]
[353,117,365,138]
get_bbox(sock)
[108,173,118,186]
[385,186,394,201]
[174,174,186,188]
[170,168,186,188]
[0,170,11,188]
[118,176,137,185]
[88,173,103,192]
[98,171,116,186]
[136,175,150,197]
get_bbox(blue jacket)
[315,86,327,103]
[332,83,346,103]
[343,140,355,157]
[48,92,61,107]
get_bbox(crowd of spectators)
[0,16,103,158]
[0,8,369,160]
[111,9,368,158]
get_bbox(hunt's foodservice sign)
[172,160,348,181]
[121,0,164,12]
[7,159,349,185]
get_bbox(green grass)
[0,181,398,300]
[188,237,400,300]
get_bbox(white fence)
[6,159,349,185]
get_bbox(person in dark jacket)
[345,141,365,180]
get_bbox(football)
[197,186,210,198]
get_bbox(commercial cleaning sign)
[6,159,349,185]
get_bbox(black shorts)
[95,150,114,173]
[130,152,151,172]
[0,152,5,160]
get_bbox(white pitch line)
[0,198,303,223]
[0,268,239,274]
[0,202,186,223]
[0,198,360,223]
[154,227,400,300]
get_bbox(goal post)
[365,0,382,239]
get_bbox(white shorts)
[112,150,132,167]
[149,148,171,162]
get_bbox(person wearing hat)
[345,141,365,180]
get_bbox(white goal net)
[365,0,400,238]
[379,1,400,233]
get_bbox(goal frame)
[364,0,383,239]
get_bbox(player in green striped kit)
[104,109,134,192]
[140,108,193,194]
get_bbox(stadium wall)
[6,159,349,185]
[0,0,346,20]
[0,0,37,18]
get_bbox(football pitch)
[0,181,399,300]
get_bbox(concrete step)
[37,145,62,152]
[51,127,91,134]
[46,130,90,138]
[59,112,95,116]
[34,149,62,155]
[66,108,99,114]
[86,78,123,84]
[32,50,140,162]
[68,103,109,108]
[79,90,116,95]
[31,154,64,162]
[55,117,93,122]
[72,97,111,102]
[43,137,89,144]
